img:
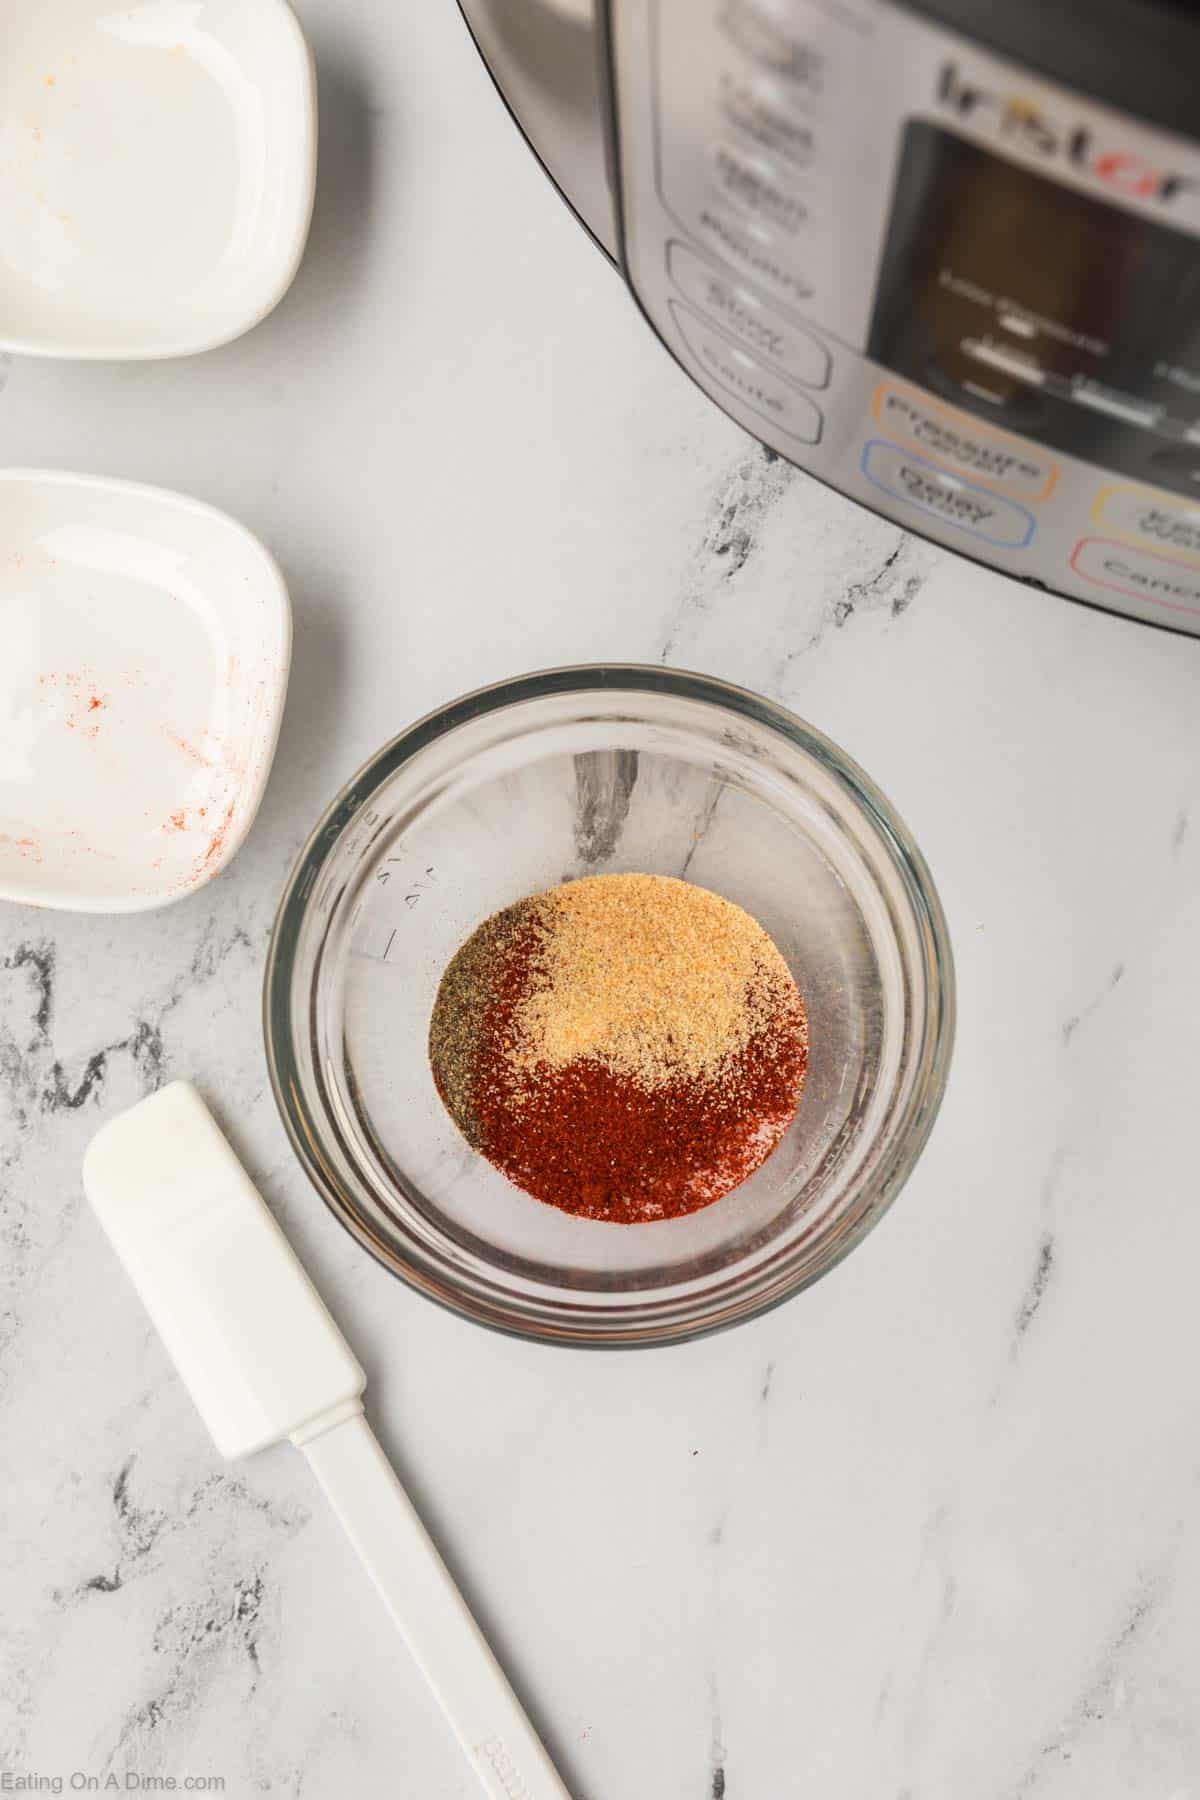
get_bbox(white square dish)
[0,470,291,912]
[0,0,316,359]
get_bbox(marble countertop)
[4,5,1200,1798]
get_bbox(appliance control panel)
[607,0,1200,632]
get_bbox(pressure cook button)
[671,302,822,445]
[873,383,1056,501]
[1093,485,1200,558]
[668,242,830,389]
[860,440,1034,547]
[1070,537,1200,617]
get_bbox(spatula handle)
[300,1409,573,1800]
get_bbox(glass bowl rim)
[263,663,957,1348]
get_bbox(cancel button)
[1071,536,1200,616]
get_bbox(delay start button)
[873,383,1056,501]
[860,440,1035,547]
[668,242,830,389]
[1070,537,1200,616]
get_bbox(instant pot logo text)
[937,63,1200,210]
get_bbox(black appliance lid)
[898,0,1200,140]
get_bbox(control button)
[962,338,1047,389]
[717,73,815,169]
[712,141,809,236]
[1069,380,1161,431]
[1148,444,1200,491]
[1092,485,1200,558]
[1070,537,1200,617]
[860,441,1034,547]
[718,1,826,98]
[873,383,1056,500]
[668,242,830,389]
[690,207,817,320]
[671,302,822,445]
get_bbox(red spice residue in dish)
[27,647,267,895]
[193,799,238,882]
[0,835,43,864]
[164,728,214,767]
[20,642,269,897]
[38,670,110,740]
[157,797,241,888]
[157,720,248,889]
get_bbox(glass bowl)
[264,667,955,1346]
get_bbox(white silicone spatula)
[84,1080,573,1800]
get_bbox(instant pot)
[457,0,1200,634]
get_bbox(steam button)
[689,206,818,320]
[669,242,830,389]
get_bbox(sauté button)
[671,302,822,445]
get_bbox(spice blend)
[429,873,809,1223]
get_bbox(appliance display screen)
[869,123,1200,496]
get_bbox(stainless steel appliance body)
[458,0,1200,634]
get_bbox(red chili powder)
[430,875,809,1223]
[194,797,237,879]
[0,834,43,864]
